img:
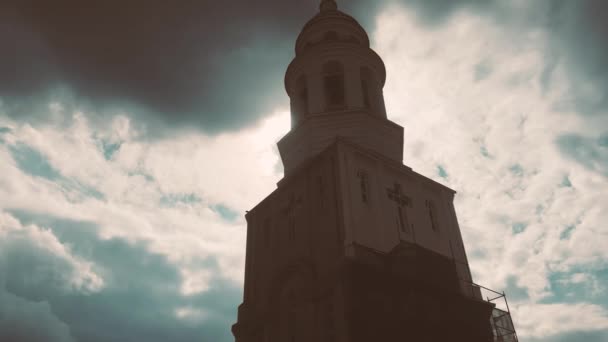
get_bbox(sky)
[0,0,607,341]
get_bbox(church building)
[233,1,518,341]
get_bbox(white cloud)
[174,306,210,323]
[0,211,103,293]
[557,272,606,298]
[373,3,608,338]
[179,267,214,296]
[0,108,287,295]
[515,303,608,338]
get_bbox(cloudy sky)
[1,0,607,341]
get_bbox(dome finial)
[320,0,338,12]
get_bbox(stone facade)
[233,140,494,341]
[233,1,497,341]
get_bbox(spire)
[320,0,337,12]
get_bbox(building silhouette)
[233,1,517,341]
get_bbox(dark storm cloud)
[388,0,498,24]
[3,211,241,342]
[0,291,75,342]
[541,0,608,116]
[1,0,607,136]
[0,0,395,136]
[0,0,320,135]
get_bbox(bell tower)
[279,0,403,175]
[232,1,518,341]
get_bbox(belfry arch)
[322,60,346,110]
[360,66,386,118]
[290,75,309,127]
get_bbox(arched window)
[323,61,345,109]
[296,75,309,116]
[291,75,308,123]
[360,67,373,110]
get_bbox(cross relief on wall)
[386,182,413,235]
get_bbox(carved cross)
[386,183,410,206]
[386,183,412,234]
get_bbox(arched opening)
[296,75,309,117]
[291,75,309,125]
[360,66,386,116]
[360,67,373,110]
[323,60,345,109]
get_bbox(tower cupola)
[279,0,404,175]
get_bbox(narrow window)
[318,176,325,208]
[360,67,373,110]
[426,200,439,232]
[357,170,369,204]
[361,79,371,109]
[295,75,308,117]
[323,61,345,109]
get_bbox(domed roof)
[294,2,370,55]
[301,9,366,34]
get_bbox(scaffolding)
[466,282,519,342]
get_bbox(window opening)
[426,199,439,232]
[295,75,308,117]
[357,170,369,204]
[323,61,345,108]
[361,67,373,110]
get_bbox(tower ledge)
[277,109,404,175]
